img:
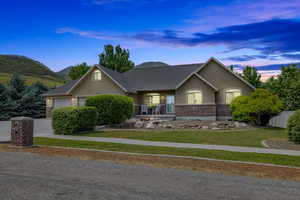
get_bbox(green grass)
[0,73,64,87]
[34,137,300,167]
[76,128,286,148]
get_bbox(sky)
[1,0,300,75]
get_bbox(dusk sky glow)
[1,0,300,73]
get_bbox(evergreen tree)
[0,84,11,120]
[242,66,261,88]
[6,73,26,117]
[99,44,135,72]
[20,82,49,118]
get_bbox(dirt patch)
[1,144,300,182]
[264,138,300,151]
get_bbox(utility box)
[11,117,33,146]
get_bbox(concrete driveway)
[0,119,53,142]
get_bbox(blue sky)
[1,0,300,72]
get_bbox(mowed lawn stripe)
[75,128,286,148]
[34,137,300,167]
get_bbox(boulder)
[134,121,144,128]
[145,122,155,129]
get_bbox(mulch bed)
[264,138,300,151]
[1,144,300,182]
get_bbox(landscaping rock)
[134,121,144,128]
[145,122,155,129]
[119,118,250,130]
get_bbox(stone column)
[11,117,34,146]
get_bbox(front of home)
[44,58,255,120]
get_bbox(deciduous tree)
[242,66,261,88]
[69,63,90,80]
[99,44,134,72]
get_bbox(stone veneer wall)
[216,104,231,117]
[175,104,216,117]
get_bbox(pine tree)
[0,84,11,120]
[20,82,48,118]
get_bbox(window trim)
[92,69,102,81]
[146,93,160,106]
[187,90,203,105]
[224,88,242,104]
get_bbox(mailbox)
[11,117,33,146]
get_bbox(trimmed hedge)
[52,106,98,135]
[287,110,300,144]
[86,94,134,125]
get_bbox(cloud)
[281,53,300,60]
[226,55,279,62]
[184,0,300,32]
[57,18,300,61]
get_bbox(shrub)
[287,110,300,144]
[86,94,134,125]
[230,89,283,126]
[52,106,98,135]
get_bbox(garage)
[78,97,86,107]
[53,98,71,108]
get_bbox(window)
[146,93,160,106]
[93,69,102,81]
[187,90,202,104]
[46,98,53,107]
[225,89,241,104]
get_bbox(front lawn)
[76,128,286,148]
[34,137,300,167]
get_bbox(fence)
[268,111,295,128]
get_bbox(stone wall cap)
[11,117,33,121]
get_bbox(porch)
[133,91,176,117]
[134,104,175,119]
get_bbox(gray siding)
[198,60,254,104]
[175,75,216,104]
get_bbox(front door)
[166,95,175,113]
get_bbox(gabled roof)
[42,79,80,96]
[43,57,255,97]
[122,63,203,92]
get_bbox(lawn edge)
[37,144,300,170]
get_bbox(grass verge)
[76,128,286,148]
[35,137,300,167]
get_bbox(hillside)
[0,55,64,87]
[136,62,169,68]
[57,66,72,77]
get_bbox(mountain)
[0,55,64,87]
[56,66,73,80]
[136,61,169,68]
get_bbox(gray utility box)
[11,117,33,146]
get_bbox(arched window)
[187,90,202,104]
[93,69,102,81]
[225,89,241,104]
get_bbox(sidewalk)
[41,135,300,156]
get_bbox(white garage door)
[53,98,71,108]
[78,97,86,107]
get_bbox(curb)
[37,145,300,170]
[261,140,271,148]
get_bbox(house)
[44,58,255,120]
